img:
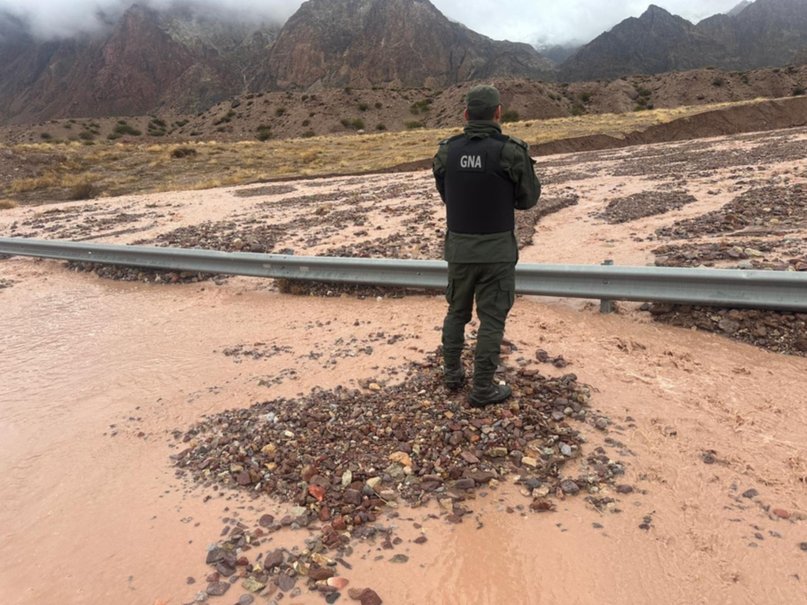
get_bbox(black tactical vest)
[444,133,516,234]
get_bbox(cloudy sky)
[0,0,746,45]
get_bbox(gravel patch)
[652,239,807,271]
[656,185,807,239]
[233,185,298,198]
[596,191,696,224]
[611,136,807,178]
[646,304,807,356]
[5,202,168,241]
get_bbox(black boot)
[444,363,466,390]
[469,383,512,408]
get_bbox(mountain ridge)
[1,0,806,124]
[259,0,553,90]
[562,0,807,80]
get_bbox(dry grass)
[0,98,773,204]
[0,198,18,210]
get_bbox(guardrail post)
[600,259,615,314]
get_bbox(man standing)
[433,84,541,407]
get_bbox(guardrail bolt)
[600,259,614,314]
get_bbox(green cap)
[465,85,501,110]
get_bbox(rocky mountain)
[1,0,805,125]
[0,3,279,124]
[0,0,552,124]
[259,0,553,90]
[719,0,807,69]
[561,0,807,81]
[560,6,725,81]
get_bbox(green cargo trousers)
[442,261,516,387]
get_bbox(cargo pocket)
[445,279,455,305]
[497,277,515,313]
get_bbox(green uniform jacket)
[433,121,541,263]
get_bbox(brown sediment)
[0,264,805,605]
[1,125,806,605]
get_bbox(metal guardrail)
[1,238,806,311]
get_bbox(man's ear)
[464,108,470,122]
[494,105,502,121]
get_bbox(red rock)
[530,499,555,512]
[308,484,326,502]
[460,451,480,464]
[258,514,274,527]
[332,515,347,531]
[206,581,230,596]
[263,549,284,570]
[358,588,383,605]
[309,566,335,581]
[343,488,363,506]
[772,508,791,519]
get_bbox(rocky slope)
[260,0,553,90]
[0,0,551,125]
[561,0,807,81]
[4,64,804,146]
[0,4,279,124]
[1,0,805,126]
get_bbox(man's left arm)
[503,139,541,210]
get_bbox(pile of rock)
[646,304,807,356]
[172,352,622,601]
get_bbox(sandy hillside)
[0,126,806,605]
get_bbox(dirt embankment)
[377,96,807,174]
[534,95,807,156]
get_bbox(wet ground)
[1,126,806,604]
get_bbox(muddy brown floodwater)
[1,127,807,605]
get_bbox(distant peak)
[726,1,753,17]
[641,4,674,18]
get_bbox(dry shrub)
[69,181,99,200]
[300,149,320,164]
[9,173,60,193]
[171,146,198,159]
[0,199,19,210]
